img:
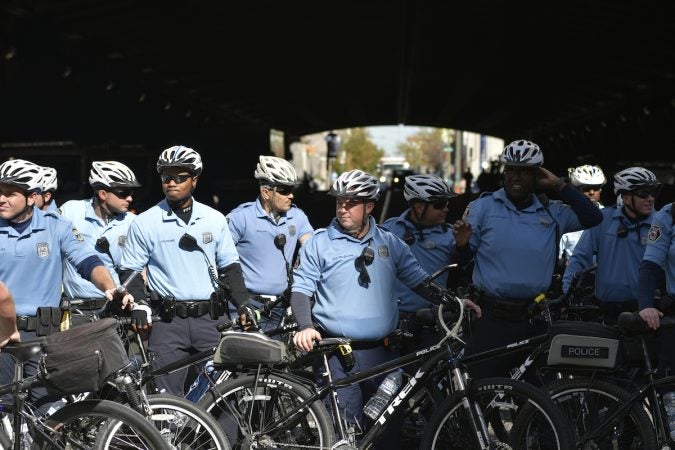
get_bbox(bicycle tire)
[198,372,335,450]
[41,398,168,449]
[146,393,231,450]
[546,378,657,450]
[420,377,576,450]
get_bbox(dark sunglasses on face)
[274,185,294,196]
[580,185,603,192]
[430,200,449,210]
[110,189,134,198]
[336,198,362,209]
[632,189,658,199]
[161,174,192,184]
[504,166,537,176]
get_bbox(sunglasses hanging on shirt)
[355,246,375,287]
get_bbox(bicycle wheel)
[146,393,231,450]
[41,399,168,449]
[420,377,575,450]
[546,378,656,450]
[198,372,335,450]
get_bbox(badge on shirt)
[462,206,470,220]
[378,245,389,259]
[118,235,127,247]
[36,242,49,258]
[71,227,84,242]
[203,232,213,244]
[539,217,552,227]
[423,240,437,249]
[647,225,661,242]
[288,225,296,237]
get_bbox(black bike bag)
[214,331,287,367]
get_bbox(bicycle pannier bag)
[40,318,129,395]
[547,320,621,369]
[214,331,287,366]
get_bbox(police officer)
[638,200,675,375]
[291,169,480,439]
[559,164,606,263]
[39,166,59,212]
[381,174,472,351]
[119,145,250,396]
[563,167,660,324]
[226,155,313,333]
[462,140,602,378]
[59,161,141,316]
[0,158,131,409]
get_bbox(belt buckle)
[17,315,29,329]
[186,302,199,317]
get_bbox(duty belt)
[174,301,211,318]
[16,315,38,332]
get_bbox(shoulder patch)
[647,225,661,242]
[71,227,84,242]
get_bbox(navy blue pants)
[149,314,229,396]
[316,344,402,450]
[465,304,547,381]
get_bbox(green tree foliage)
[398,128,448,173]
[334,128,384,174]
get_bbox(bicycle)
[0,324,168,449]
[82,315,232,450]
[198,289,576,449]
[541,311,675,449]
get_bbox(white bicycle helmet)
[329,169,380,201]
[156,145,203,176]
[254,155,297,186]
[500,140,544,167]
[89,161,141,189]
[404,174,456,202]
[568,165,606,187]
[0,159,44,192]
[613,167,660,195]
[42,166,58,192]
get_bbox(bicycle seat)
[2,338,45,363]
[617,312,675,335]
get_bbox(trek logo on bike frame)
[375,368,424,425]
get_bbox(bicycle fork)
[452,366,493,450]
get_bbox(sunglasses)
[336,198,363,209]
[356,247,375,286]
[632,189,657,199]
[274,185,294,196]
[430,200,449,210]
[161,174,192,184]
[109,189,134,198]
[580,185,603,192]
[504,166,537,176]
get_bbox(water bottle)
[363,369,403,420]
[186,360,216,403]
[663,391,675,440]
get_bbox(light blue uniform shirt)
[381,210,458,312]
[464,189,584,299]
[642,204,675,296]
[59,198,136,298]
[563,206,653,301]
[0,208,99,316]
[46,201,59,213]
[120,198,240,301]
[292,216,429,340]
[227,199,313,295]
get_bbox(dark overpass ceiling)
[2,1,675,156]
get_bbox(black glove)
[130,308,150,330]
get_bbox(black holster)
[159,297,176,322]
[37,307,62,336]
[209,290,226,320]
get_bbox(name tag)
[561,345,609,359]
